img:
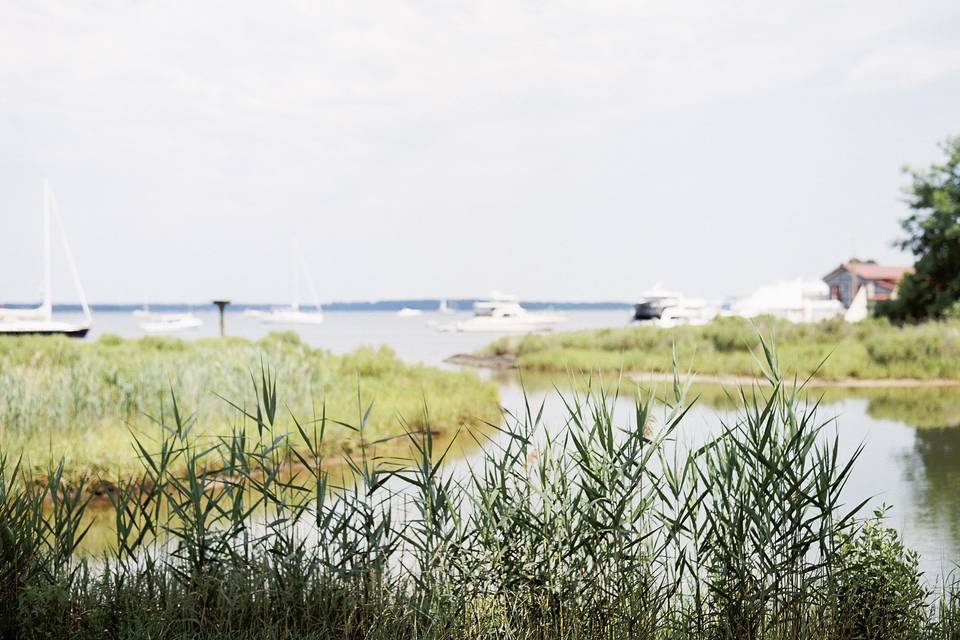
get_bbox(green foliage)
[878,136,960,322]
[0,333,499,480]
[832,507,929,639]
[479,316,960,380]
[1,345,959,638]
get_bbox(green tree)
[878,137,960,322]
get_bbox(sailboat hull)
[0,323,90,338]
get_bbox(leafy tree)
[878,137,960,322]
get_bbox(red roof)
[831,262,913,282]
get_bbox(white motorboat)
[397,307,423,317]
[0,182,92,338]
[253,245,324,325]
[727,279,844,323]
[140,313,203,334]
[450,293,567,333]
[632,284,717,327]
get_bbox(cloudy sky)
[1,0,958,304]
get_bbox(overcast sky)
[2,1,958,304]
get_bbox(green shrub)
[832,507,930,639]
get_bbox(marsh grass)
[0,332,499,480]
[481,316,960,381]
[2,340,958,638]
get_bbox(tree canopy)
[877,137,960,322]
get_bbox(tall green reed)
[0,341,954,639]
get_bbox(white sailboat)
[843,287,869,323]
[134,298,204,333]
[140,313,204,333]
[0,182,92,338]
[437,299,455,315]
[252,246,324,325]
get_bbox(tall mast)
[42,180,52,315]
[50,187,92,323]
[291,245,300,312]
[296,244,322,312]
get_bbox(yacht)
[0,182,92,338]
[632,284,717,327]
[632,284,684,321]
[250,245,325,325]
[140,313,203,334]
[726,279,844,323]
[451,293,567,333]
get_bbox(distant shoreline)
[4,300,635,313]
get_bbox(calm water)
[69,309,960,577]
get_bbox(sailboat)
[437,299,455,315]
[134,299,204,333]
[140,313,203,333]
[250,246,324,325]
[0,182,92,338]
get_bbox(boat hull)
[259,312,325,325]
[633,301,664,321]
[140,316,203,333]
[0,326,89,338]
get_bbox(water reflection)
[900,426,960,572]
[489,369,960,430]
[490,369,960,577]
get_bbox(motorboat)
[140,313,203,334]
[632,284,717,327]
[251,245,324,325]
[726,279,844,323]
[0,182,92,338]
[397,307,423,317]
[450,293,567,333]
[632,284,683,321]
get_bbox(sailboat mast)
[296,244,322,312]
[50,189,92,322]
[292,248,300,312]
[42,181,52,314]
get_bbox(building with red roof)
[823,261,914,308]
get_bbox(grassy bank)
[2,350,958,639]
[477,317,960,380]
[0,332,499,480]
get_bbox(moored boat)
[450,293,567,333]
[0,182,92,338]
[140,313,203,334]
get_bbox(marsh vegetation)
[0,332,499,481]
[478,317,960,381]
[3,343,960,639]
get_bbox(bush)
[832,507,930,639]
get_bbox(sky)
[1,0,959,304]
